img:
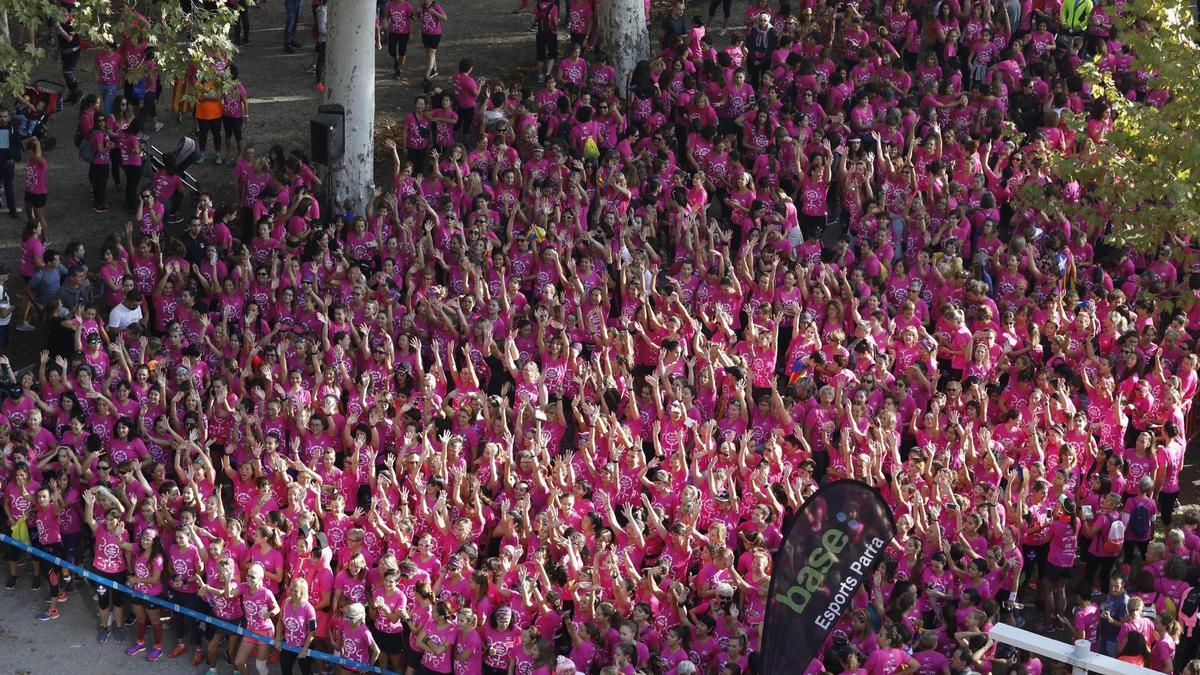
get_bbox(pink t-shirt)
[372,588,408,634]
[338,619,377,667]
[421,620,458,673]
[240,583,278,635]
[281,599,317,647]
[130,552,164,596]
[453,629,483,675]
[1047,518,1079,568]
[93,525,129,574]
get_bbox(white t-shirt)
[108,303,144,330]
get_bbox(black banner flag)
[761,479,897,674]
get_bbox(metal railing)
[989,623,1160,675]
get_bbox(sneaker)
[206,669,218,675]
[306,64,317,74]
[214,154,224,165]
[5,576,16,589]
[147,647,163,662]
[97,628,110,643]
[153,122,164,132]
[37,609,59,621]
[315,82,325,93]
[126,642,146,656]
[31,577,41,591]
[169,644,189,658]
[430,68,439,78]
[57,591,68,602]
[195,153,207,165]
[112,627,126,643]
[14,322,34,332]
[124,613,136,626]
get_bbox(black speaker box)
[311,113,344,166]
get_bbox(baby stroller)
[14,79,64,151]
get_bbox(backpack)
[582,135,600,161]
[1179,587,1200,637]
[78,135,95,163]
[1102,518,1125,555]
[1127,500,1152,540]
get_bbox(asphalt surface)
[0,570,198,675]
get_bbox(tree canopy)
[1018,0,1200,253]
[0,0,241,101]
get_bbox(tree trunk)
[597,0,649,96]
[325,0,377,213]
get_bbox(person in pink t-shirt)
[334,602,380,672]
[122,527,167,661]
[275,577,317,675]
[32,485,68,621]
[417,600,459,674]
[197,562,279,675]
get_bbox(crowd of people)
[2,0,1200,673]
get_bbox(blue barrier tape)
[0,533,396,674]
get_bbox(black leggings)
[38,541,65,595]
[89,163,109,207]
[456,106,474,140]
[279,649,313,675]
[708,0,731,19]
[1083,552,1117,591]
[123,164,144,212]
[168,590,205,647]
[1160,490,1180,527]
[196,118,222,153]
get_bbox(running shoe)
[5,576,16,589]
[126,642,147,656]
[169,644,189,658]
[147,646,163,662]
[112,627,126,643]
[97,628,109,643]
[31,577,42,591]
[37,609,59,621]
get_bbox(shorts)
[222,116,244,141]
[1044,562,1074,582]
[373,624,407,655]
[421,32,441,49]
[131,590,164,609]
[536,30,559,61]
[241,632,274,648]
[388,32,410,57]
[95,569,128,609]
[24,191,47,208]
[206,615,244,639]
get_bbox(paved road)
[0,572,197,675]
